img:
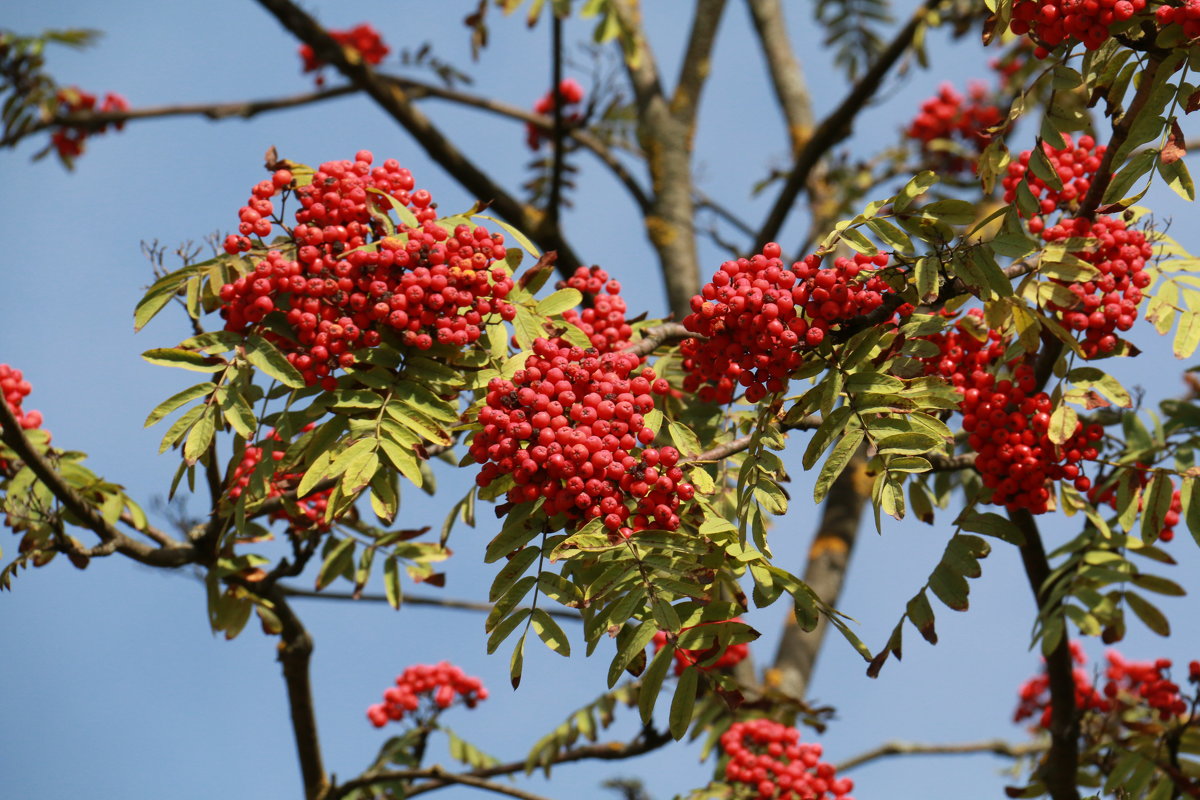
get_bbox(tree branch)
[744,0,815,156]
[330,727,673,800]
[0,399,194,568]
[754,0,947,250]
[622,322,694,357]
[249,582,329,800]
[1010,509,1081,800]
[253,0,585,279]
[673,0,729,126]
[834,737,1046,773]
[279,584,583,621]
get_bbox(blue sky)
[3,2,1200,800]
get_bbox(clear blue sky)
[3,3,1200,799]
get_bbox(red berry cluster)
[1105,651,1189,720]
[1016,643,1196,729]
[920,309,1008,390]
[720,719,854,800]
[559,266,633,353]
[1002,135,1105,227]
[366,662,487,728]
[226,425,332,532]
[1040,215,1152,358]
[470,337,689,537]
[526,78,585,150]
[218,151,516,389]
[1009,0,1146,57]
[652,618,750,676]
[299,24,390,86]
[0,365,46,436]
[682,244,891,404]
[50,86,128,160]
[906,81,1002,171]
[1157,2,1200,37]
[1015,641,1110,728]
[962,363,1102,513]
[1088,467,1182,542]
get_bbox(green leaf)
[531,609,571,656]
[475,213,541,257]
[754,480,788,515]
[144,382,215,427]
[1159,156,1196,202]
[488,607,532,654]
[142,348,224,372]
[958,510,1025,545]
[183,409,216,465]
[245,335,306,387]
[1102,149,1157,205]
[316,537,355,591]
[489,546,541,602]
[1140,472,1174,545]
[875,431,943,456]
[639,642,675,724]
[668,666,699,740]
[366,186,419,228]
[536,288,582,317]
[1047,404,1078,446]
[906,591,937,644]
[1174,311,1200,359]
[510,632,527,690]
[384,556,402,609]
[814,428,864,504]
[894,171,938,212]
[1124,591,1170,636]
[1028,142,1065,191]
[668,421,702,457]
[608,621,658,688]
[485,499,545,563]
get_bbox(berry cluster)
[920,309,1008,390]
[1015,643,1196,729]
[50,86,128,160]
[299,24,390,86]
[1088,467,1182,542]
[218,151,517,388]
[470,337,689,537]
[1157,2,1200,38]
[559,266,633,353]
[962,363,1102,514]
[1039,215,1152,358]
[682,244,890,404]
[0,365,46,436]
[1002,134,1105,226]
[366,662,487,728]
[1015,641,1110,728]
[226,426,332,532]
[652,618,750,676]
[719,719,854,800]
[906,82,1002,172]
[1009,0,1146,58]
[526,78,585,150]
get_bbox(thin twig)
[834,737,1046,773]
[279,584,583,621]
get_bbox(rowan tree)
[4,2,1200,800]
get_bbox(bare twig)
[835,737,1046,773]
[622,322,694,357]
[279,584,583,621]
[0,399,194,568]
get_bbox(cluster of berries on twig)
[1002,134,1105,228]
[218,150,517,389]
[526,78,584,150]
[1015,642,1197,729]
[471,338,689,537]
[1088,466,1182,542]
[560,266,633,353]
[719,719,854,800]
[682,243,891,404]
[299,23,390,87]
[366,662,487,728]
[1009,0,1146,58]
[50,86,128,161]
[652,618,749,676]
[905,82,1002,172]
[226,425,332,532]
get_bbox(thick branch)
[252,583,329,800]
[745,0,815,155]
[673,0,729,126]
[754,0,947,249]
[0,400,194,568]
[1010,509,1081,800]
[835,737,1046,773]
[254,0,585,278]
[623,322,694,357]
